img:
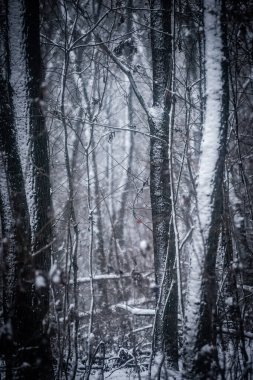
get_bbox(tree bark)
[183,0,229,378]
[149,0,178,368]
[0,0,54,378]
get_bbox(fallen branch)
[70,271,152,284]
[114,304,155,316]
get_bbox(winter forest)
[0,0,253,379]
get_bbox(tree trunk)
[149,0,178,368]
[114,0,135,256]
[183,0,229,378]
[0,0,54,378]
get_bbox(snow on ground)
[88,368,180,379]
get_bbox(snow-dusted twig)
[179,227,194,251]
[168,0,184,320]
[32,238,56,257]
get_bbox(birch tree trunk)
[0,0,54,378]
[183,0,229,378]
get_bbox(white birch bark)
[8,0,33,213]
[8,0,40,252]
[8,0,30,168]
[183,0,228,378]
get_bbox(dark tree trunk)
[0,0,54,378]
[149,0,178,368]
